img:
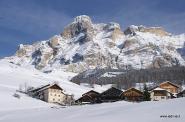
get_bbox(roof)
[153,87,167,91]
[101,87,123,96]
[29,83,63,93]
[123,87,143,94]
[177,89,185,94]
[148,85,159,91]
[160,81,181,88]
[121,87,143,97]
[77,94,92,100]
[82,90,100,96]
[28,84,50,93]
[151,87,173,94]
[76,93,100,102]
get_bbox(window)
[58,95,60,97]
[55,94,56,96]
[53,98,55,101]
[161,96,165,99]
[58,99,60,101]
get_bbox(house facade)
[159,81,181,94]
[120,88,144,102]
[150,87,172,101]
[28,83,70,105]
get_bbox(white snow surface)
[0,97,185,122]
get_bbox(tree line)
[71,66,185,89]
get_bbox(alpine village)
[18,81,185,106]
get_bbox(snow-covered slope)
[0,59,89,110]
[0,59,89,97]
[2,15,185,73]
[1,96,184,122]
[0,59,112,109]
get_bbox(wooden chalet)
[159,81,181,94]
[76,90,101,104]
[100,87,123,102]
[120,88,144,102]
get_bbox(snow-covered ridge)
[2,15,185,73]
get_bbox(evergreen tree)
[143,84,151,101]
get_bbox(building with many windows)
[28,83,73,105]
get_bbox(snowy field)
[0,60,185,122]
[0,98,185,122]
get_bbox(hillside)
[2,15,185,73]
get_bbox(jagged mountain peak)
[73,15,92,24]
[3,15,185,73]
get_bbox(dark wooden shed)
[100,87,123,102]
[76,90,101,104]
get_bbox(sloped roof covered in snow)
[29,83,63,93]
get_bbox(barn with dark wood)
[120,88,144,102]
[100,87,123,102]
[75,90,101,104]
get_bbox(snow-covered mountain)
[3,15,185,73]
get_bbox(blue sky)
[0,0,185,57]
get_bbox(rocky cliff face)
[4,15,185,73]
